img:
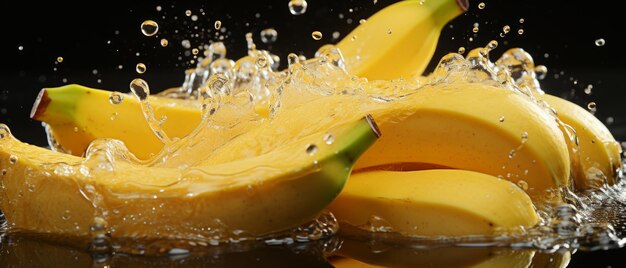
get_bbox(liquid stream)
[1,29,625,256]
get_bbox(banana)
[327,169,538,236]
[0,116,379,238]
[336,0,468,80]
[539,94,622,189]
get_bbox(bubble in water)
[288,0,308,15]
[517,180,529,191]
[135,63,146,74]
[181,40,191,49]
[214,20,222,30]
[595,38,605,46]
[458,47,466,54]
[518,29,524,35]
[185,10,192,16]
[140,20,159,36]
[260,28,278,44]
[306,144,318,155]
[9,155,18,164]
[109,92,124,105]
[311,31,323,40]
[478,2,486,9]
[56,57,64,63]
[323,134,334,145]
[129,78,150,101]
[502,25,511,34]
[584,84,593,95]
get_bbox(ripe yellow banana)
[0,116,378,238]
[337,0,468,80]
[327,169,539,236]
[539,94,622,189]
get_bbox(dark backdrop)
[0,0,626,266]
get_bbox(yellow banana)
[0,116,378,238]
[327,169,539,236]
[539,94,622,189]
[337,0,468,80]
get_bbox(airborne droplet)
[311,31,323,40]
[260,28,278,44]
[129,78,150,101]
[136,63,147,74]
[214,20,222,30]
[140,20,159,37]
[160,38,169,47]
[56,57,64,63]
[288,0,308,15]
[595,38,605,47]
[478,2,486,9]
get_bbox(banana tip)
[365,114,381,138]
[30,88,50,120]
[457,0,469,11]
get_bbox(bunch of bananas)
[0,0,621,247]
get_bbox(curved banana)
[327,169,539,237]
[0,116,378,238]
[336,0,468,80]
[539,94,622,189]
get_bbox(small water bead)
[191,15,198,21]
[256,57,267,68]
[502,25,511,35]
[332,31,340,40]
[0,124,10,139]
[140,20,159,36]
[260,28,278,44]
[323,133,334,145]
[156,5,162,11]
[181,40,191,49]
[56,57,64,63]
[351,35,357,41]
[9,155,18,164]
[534,65,548,80]
[129,78,150,101]
[472,23,480,33]
[109,92,124,105]
[159,38,169,47]
[517,180,529,191]
[311,31,323,40]
[214,20,222,30]
[595,38,605,47]
[518,29,524,35]
[521,131,529,143]
[288,0,308,15]
[508,149,517,159]
[584,84,593,95]
[306,144,318,155]
[606,116,614,125]
[192,48,199,55]
[62,210,71,220]
[457,47,466,54]
[587,102,597,112]
[359,19,367,24]
[185,10,192,16]
[487,40,498,51]
[110,112,118,121]
[519,18,525,23]
[18,45,23,51]
[387,28,392,35]
[135,63,146,74]
[478,2,485,9]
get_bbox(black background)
[0,0,625,266]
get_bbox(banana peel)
[0,116,379,239]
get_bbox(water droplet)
[323,133,334,145]
[534,65,548,80]
[517,180,529,191]
[0,124,10,139]
[110,112,119,121]
[606,116,614,125]
[214,20,222,30]
[472,23,480,33]
[62,210,71,220]
[288,0,308,15]
[109,92,124,105]
[140,20,159,36]
[458,47,466,54]
[503,25,511,34]
[584,84,593,95]
[387,28,392,35]
[487,40,498,51]
[160,38,169,47]
[508,149,517,159]
[9,155,18,164]
[478,2,486,9]
[332,31,341,39]
[156,5,162,11]
[192,48,199,55]
[351,35,357,41]
[595,38,605,47]
[359,19,367,24]
[1,169,6,176]
[256,57,267,68]
[185,10,192,16]
[518,29,524,35]
[521,131,529,143]
[18,45,24,51]
[191,15,198,21]
[311,31,323,40]
[587,102,597,112]
[306,144,318,155]
[135,63,146,74]
[56,57,64,63]
[519,18,525,23]
[129,78,150,101]
[181,39,191,49]
[260,28,278,44]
